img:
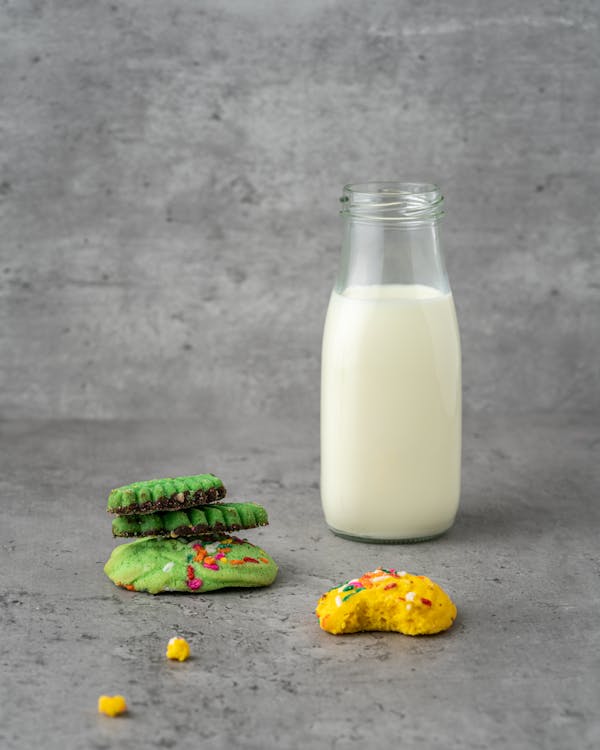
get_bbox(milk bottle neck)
[336,183,450,294]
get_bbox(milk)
[320,283,461,541]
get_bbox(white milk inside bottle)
[321,283,461,540]
[320,183,461,542]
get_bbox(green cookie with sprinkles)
[103,471,278,595]
[104,536,278,595]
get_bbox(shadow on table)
[448,485,573,543]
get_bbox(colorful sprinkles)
[172,537,272,592]
[326,568,446,615]
[331,568,406,607]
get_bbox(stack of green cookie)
[103,473,278,595]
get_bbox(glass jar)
[320,182,461,542]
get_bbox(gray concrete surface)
[1,2,599,749]
[1,1,599,422]
[1,412,599,749]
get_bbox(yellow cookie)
[316,568,456,636]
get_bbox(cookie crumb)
[166,636,190,661]
[98,695,127,717]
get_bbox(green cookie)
[107,473,226,515]
[111,502,269,538]
[104,536,278,595]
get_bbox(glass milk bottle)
[320,182,461,542]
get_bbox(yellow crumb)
[166,636,191,661]
[98,695,127,717]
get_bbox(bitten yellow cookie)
[316,568,456,636]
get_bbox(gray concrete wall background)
[1,0,599,424]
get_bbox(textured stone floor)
[1,411,598,749]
